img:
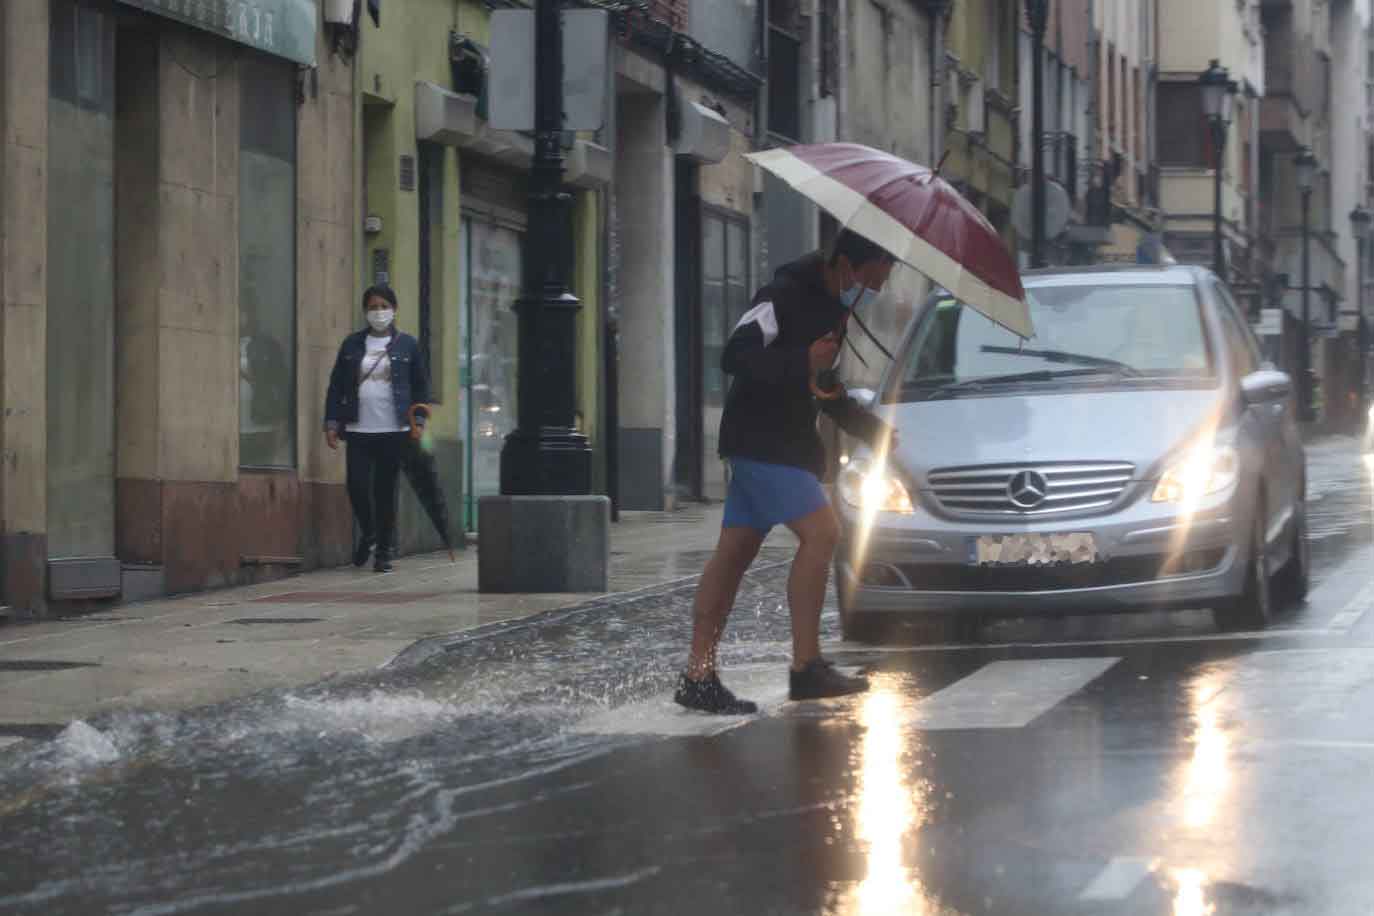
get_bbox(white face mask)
[367,308,394,332]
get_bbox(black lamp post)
[500,0,593,495]
[1025,0,1050,268]
[1198,60,1238,279]
[1351,204,1372,423]
[1296,145,1318,422]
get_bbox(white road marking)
[1078,856,1156,901]
[1327,577,1374,633]
[907,657,1120,730]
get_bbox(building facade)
[1,0,355,616]
[352,0,611,535]
[1157,0,1264,297]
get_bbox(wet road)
[2,438,1374,915]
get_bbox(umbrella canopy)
[746,142,1033,339]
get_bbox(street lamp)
[1296,145,1319,422]
[1198,60,1238,278]
[499,0,593,494]
[1350,204,1372,424]
[1025,0,1050,268]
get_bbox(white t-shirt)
[347,334,407,434]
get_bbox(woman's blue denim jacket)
[323,328,431,433]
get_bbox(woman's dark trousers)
[345,432,408,559]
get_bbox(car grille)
[925,462,1136,516]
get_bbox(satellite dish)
[1012,179,1072,243]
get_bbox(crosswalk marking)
[907,657,1120,730]
[1327,577,1374,633]
[1078,856,1155,901]
[574,657,1121,738]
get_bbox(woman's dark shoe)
[373,549,394,573]
[353,537,375,568]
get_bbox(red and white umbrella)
[746,142,1033,339]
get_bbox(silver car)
[834,265,1308,641]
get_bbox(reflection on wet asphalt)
[1,437,1373,915]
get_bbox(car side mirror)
[850,388,877,410]
[1241,368,1291,405]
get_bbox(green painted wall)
[357,0,606,522]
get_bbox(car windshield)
[895,282,1214,400]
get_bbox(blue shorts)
[722,458,829,534]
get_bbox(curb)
[381,559,793,671]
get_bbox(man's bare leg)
[685,526,765,679]
[784,505,840,671]
[784,504,866,699]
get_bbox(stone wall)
[0,0,51,613]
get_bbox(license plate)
[971,533,1100,566]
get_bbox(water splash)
[54,721,120,768]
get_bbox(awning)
[116,0,317,66]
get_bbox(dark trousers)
[345,432,408,554]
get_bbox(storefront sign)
[117,0,317,66]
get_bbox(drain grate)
[0,660,100,672]
[251,591,445,605]
[228,617,326,626]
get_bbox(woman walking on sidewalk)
[323,286,431,573]
[676,231,898,714]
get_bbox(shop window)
[239,54,298,469]
[460,216,525,529]
[702,209,751,408]
[47,0,116,559]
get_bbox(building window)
[985,0,1002,92]
[768,25,802,141]
[238,54,298,469]
[702,210,751,408]
[1157,82,1206,168]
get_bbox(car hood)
[879,387,1227,483]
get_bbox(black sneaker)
[353,537,374,568]
[789,659,868,700]
[373,550,394,573]
[674,673,759,715]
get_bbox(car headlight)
[838,460,914,514]
[1151,444,1239,503]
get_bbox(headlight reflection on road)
[1181,692,1231,831]
[1170,867,1215,916]
[837,683,937,916]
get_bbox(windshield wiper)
[921,367,1122,399]
[979,345,1143,375]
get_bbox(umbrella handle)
[407,404,432,441]
[810,370,846,401]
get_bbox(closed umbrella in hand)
[404,404,456,561]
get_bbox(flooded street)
[3,437,1374,915]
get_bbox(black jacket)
[717,252,890,477]
[323,328,431,432]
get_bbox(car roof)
[1020,263,1211,288]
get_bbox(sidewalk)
[0,506,797,735]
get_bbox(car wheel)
[1275,498,1310,604]
[1214,501,1273,632]
[835,562,888,644]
